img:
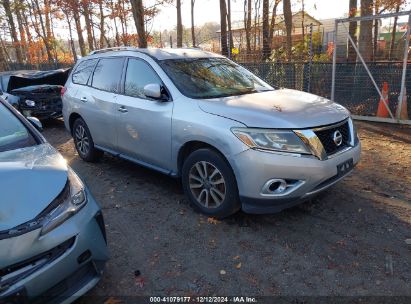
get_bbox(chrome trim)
[260,179,305,197]
[294,118,355,161]
[294,129,328,160]
[312,118,349,131]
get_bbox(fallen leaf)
[405,239,411,245]
[235,262,242,269]
[233,255,240,260]
[207,217,220,225]
[104,297,123,304]
[220,270,226,275]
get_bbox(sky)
[153,0,351,31]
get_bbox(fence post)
[397,13,411,121]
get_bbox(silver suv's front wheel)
[182,149,240,218]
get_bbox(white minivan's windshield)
[0,104,36,152]
[160,58,273,99]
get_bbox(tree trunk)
[359,0,373,62]
[99,0,105,48]
[269,0,280,47]
[176,0,183,47]
[219,0,228,56]
[227,0,233,55]
[347,0,358,62]
[15,2,27,62]
[32,0,54,63]
[191,0,196,47]
[66,14,77,63]
[73,6,87,56]
[82,0,94,51]
[262,0,270,60]
[372,0,380,61]
[389,3,400,60]
[2,0,24,64]
[244,0,252,54]
[283,0,292,61]
[130,0,147,47]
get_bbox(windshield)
[159,58,273,99]
[0,104,36,152]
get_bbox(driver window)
[124,58,162,99]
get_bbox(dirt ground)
[42,120,411,301]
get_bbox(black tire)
[72,118,103,162]
[182,148,240,218]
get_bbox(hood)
[11,84,62,94]
[198,89,350,129]
[0,144,68,231]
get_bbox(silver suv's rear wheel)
[182,148,240,218]
[73,118,103,162]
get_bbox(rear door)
[78,57,125,150]
[115,57,173,172]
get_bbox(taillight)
[61,87,67,97]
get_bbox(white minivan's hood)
[198,89,350,129]
[0,144,68,231]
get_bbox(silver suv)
[63,47,361,217]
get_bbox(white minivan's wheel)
[73,118,103,162]
[182,148,240,218]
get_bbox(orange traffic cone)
[376,82,390,118]
[396,87,409,120]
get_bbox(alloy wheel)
[75,124,90,156]
[188,161,226,208]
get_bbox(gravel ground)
[42,120,411,300]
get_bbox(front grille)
[0,237,75,294]
[314,121,351,155]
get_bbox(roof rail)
[89,47,137,55]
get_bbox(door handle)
[80,97,88,103]
[118,106,128,113]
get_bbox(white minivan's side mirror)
[143,83,162,99]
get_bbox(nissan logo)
[333,130,343,146]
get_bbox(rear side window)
[124,58,162,98]
[92,58,124,93]
[72,59,97,85]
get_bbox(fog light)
[25,99,36,107]
[261,179,305,196]
[77,250,91,264]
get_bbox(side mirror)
[143,83,162,100]
[27,117,43,132]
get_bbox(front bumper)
[230,143,361,214]
[0,189,108,303]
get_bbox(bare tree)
[176,0,182,47]
[262,0,270,60]
[227,0,233,54]
[359,0,373,62]
[2,0,24,63]
[283,0,292,61]
[269,0,281,46]
[347,0,358,62]
[219,0,228,56]
[191,0,196,47]
[130,0,147,47]
[243,0,252,54]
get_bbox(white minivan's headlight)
[232,128,311,154]
[40,168,87,235]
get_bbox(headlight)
[231,128,311,154]
[40,168,87,235]
[25,99,36,107]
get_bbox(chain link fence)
[3,58,410,121]
[241,61,411,119]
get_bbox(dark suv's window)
[124,58,162,98]
[72,59,97,85]
[92,58,124,93]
